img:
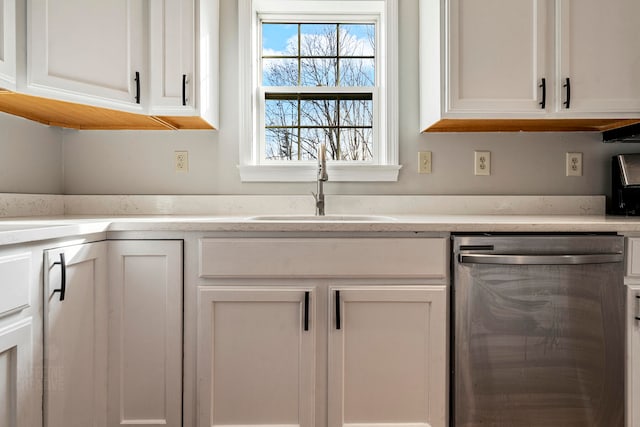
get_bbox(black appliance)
[609,153,640,215]
[603,122,640,142]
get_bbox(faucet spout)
[315,181,325,216]
[315,143,329,216]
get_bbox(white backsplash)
[0,194,64,217]
[0,194,606,218]
[62,195,605,216]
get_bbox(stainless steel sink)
[246,214,396,222]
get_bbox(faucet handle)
[311,191,318,202]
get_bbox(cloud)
[263,47,285,56]
[262,25,375,57]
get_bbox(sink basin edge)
[246,214,397,222]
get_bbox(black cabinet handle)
[304,291,309,331]
[52,253,66,301]
[539,78,546,109]
[182,74,188,106]
[135,71,141,104]
[563,77,571,109]
[335,290,341,330]
[636,295,640,320]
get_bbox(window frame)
[238,0,400,182]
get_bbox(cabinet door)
[197,286,316,427]
[328,286,448,427]
[557,0,640,114]
[0,0,16,90]
[44,241,108,427]
[149,0,195,113]
[28,0,145,111]
[628,285,640,427]
[447,0,548,114]
[0,319,32,427]
[108,240,183,427]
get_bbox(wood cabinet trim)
[0,90,215,130]
[423,118,640,133]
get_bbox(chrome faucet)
[312,143,329,216]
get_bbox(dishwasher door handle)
[459,253,623,265]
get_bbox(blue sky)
[263,23,298,54]
[262,23,375,56]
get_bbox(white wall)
[0,113,63,194]
[56,0,640,195]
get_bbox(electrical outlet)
[566,152,582,176]
[474,151,491,176]
[418,151,432,174]
[175,151,189,172]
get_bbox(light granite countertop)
[0,194,639,245]
[0,214,639,246]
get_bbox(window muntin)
[261,22,376,162]
[262,23,375,87]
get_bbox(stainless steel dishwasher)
[452,234,625,427]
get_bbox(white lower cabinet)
[628,285,640,427]
[107,240,183,427]
[197,286,316,427]
[0,318,32,427]
[44,239,183,427]
[197,284,448,427]
[328,286,447,427]
[196,237,450,427]
[0,249,36,427]
[1,240,89,427]
[44,241,109,427]
[624,236,640,427]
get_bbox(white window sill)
[238,164,402,182]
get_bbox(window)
[263,23,375,162]
[239,0,400,182]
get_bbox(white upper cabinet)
[0,0,17,90]
[556,0,640,115]
[28,0,146,112]
[149,0,194,113]
[23,0,218,127]
[149,0,219,127]
[420,0,640,130]
[447,0,548,115]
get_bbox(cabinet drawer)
[0,253,31,318]
[199,238,448,279]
